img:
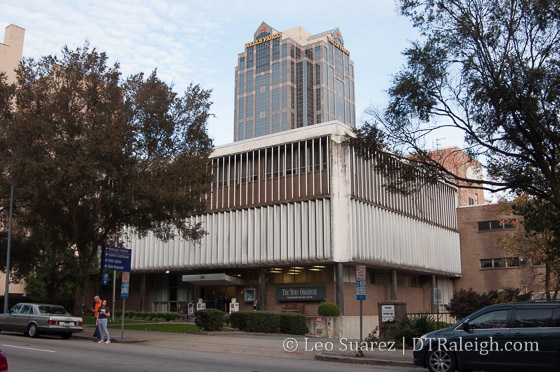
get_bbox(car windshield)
[38,305,68,315]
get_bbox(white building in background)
[125,121,461,320]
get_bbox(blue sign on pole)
[103,246,132,272]
[356,280,367,301]
[102,273,110,286]
[121,283,129,299]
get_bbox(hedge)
[246,311,281,333]
[230,311,308,335]
[230,311,252,330]
[195,308,225,331]
[279,313,308,335]
[318,301,340,317]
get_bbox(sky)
[0,0,459,148]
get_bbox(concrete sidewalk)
[76,325,417,368]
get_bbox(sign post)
[356,265,366,356]
[102,246,131,339]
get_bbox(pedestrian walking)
[91,296,102,341]
[97,299,111,344]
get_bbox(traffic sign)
[121,283,129,299]
[103,246,131,272]
[356,279,367,301]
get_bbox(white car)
[0,303,83,339]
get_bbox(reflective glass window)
[469,310,509,329]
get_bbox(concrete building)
[0,24,26,296]
[455,204,545,295]
[0,24,25,84]
[234,23,355,141]
[125,122,461,327]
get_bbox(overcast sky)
[1,0,456,148]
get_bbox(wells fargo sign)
[245,32,282,48]
[327,36,350,56]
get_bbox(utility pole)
[4,180,14,313]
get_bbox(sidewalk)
[76,325,417,368]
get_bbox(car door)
[459,308,511,370]
[0,304,23,332]
[506,306,558,371]
[16,304,34,331]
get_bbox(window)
[469,310,509,329]
[480,259,493,268]
[514,309,552,328]
[481,257,520,269]
[478,219,517,231]
[20,305,33,314]
[478,221,490,231]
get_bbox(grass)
[107,323,200,332]
[83,317,152,325]
[83,316,201,333]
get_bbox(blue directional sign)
[103,246,132,272]
[356,280,367,301]
[102,273,110,286]
[121,283,129,299]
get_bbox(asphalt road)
[0,331,421,372]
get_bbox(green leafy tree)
[351,0,560,208]
[0,43,214,314]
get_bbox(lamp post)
[3,179,14,313]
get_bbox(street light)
[3,179,14,314]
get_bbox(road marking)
[2,344,57,353]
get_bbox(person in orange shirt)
[91,296,102,341]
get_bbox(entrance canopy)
[182,273,246,286]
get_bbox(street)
[0,331,421,372]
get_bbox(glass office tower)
[234,22,356,141]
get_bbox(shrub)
[195,309,225,331]
[280,313,308,335]
[318,302,340,317]
[391,315,437,348]
[230,311,252,330]
[245,311,281,333]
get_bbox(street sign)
[122,271,130,284]
[356,265,366,281]
[356,280,366,301]
[103,246,131,272]
[356,265,367,300]
[102,273,109,286]
[121,283,129,299]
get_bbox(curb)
[314,353,419,368]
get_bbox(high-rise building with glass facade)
[234,22,356,141]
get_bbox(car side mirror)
[461,322,473,333]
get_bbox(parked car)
[413,301,560,372]
[0,303,83,339]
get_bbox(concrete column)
[140,273,146,312]
[431,275,437,313]
[336,262,344,315]
[258,268,266,310]
[390,269,397,300]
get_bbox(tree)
[0,44,214,314]
[495,196,560,299]
[352,0,560,209]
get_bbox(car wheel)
[27,324,40,338]
[61,333,72,339]
[427,349,457,372]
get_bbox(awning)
[181,273,246,286]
